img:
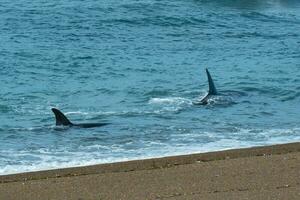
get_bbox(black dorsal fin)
[206,68,217,95]
[51,108,73,126]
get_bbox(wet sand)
[1,142,300,199]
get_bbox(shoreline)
[1,142,300,182]
[1,142,300,199]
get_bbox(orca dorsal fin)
[51,108,73,126]
[206,68,217,95]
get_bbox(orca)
[193,68,218,105]
[51,108,109,128]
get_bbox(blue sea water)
[0,0,300,174]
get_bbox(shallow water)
[0,0,300,174]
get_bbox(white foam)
[149,97,192,105]
[0,127,299,175]
[65,111,89,115]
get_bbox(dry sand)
[1,142,300,200]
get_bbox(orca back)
[76,123,110,128]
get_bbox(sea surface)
[0,0,300,175]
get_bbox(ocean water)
[0,0,300,175]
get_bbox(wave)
[100,15,208,28]
[0,126,299,175]
[241,11,300,25]
[0,104,11,113]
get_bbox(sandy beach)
[1,142,300,199]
